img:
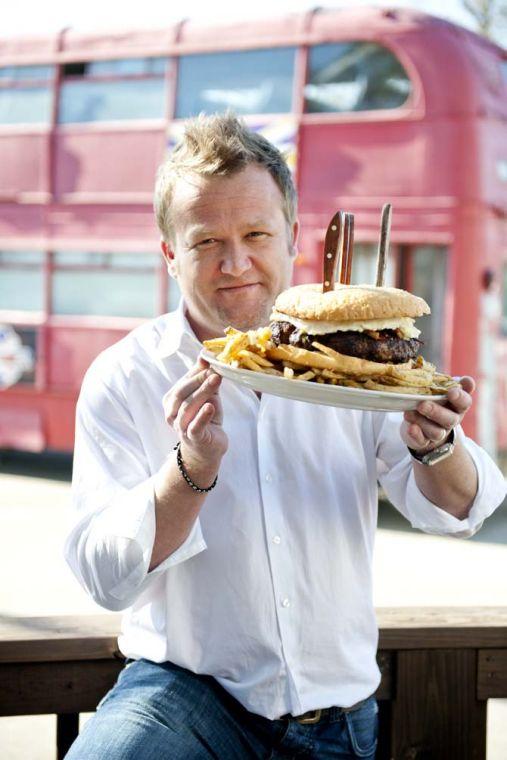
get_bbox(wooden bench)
[1,608,507,759]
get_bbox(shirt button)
[281,598,291,608]
[265,473,272,482]
[273,535,281,544]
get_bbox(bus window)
[0,251,44,311]
[0,65,54,125]
[305,42,411,113]
[176,47,296,118]
[58,58,167,124]
[349,243,397,287]
[410,245,447,368]
[51,252,160,318]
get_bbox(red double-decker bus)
[0,7,506,461]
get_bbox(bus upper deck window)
[305,42,411,113]
[58,57,167,124]
[0,65,54,125]
[176,47,296,118]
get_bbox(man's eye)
[195,238,216,248]
[247,231,267,239]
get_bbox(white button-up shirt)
[65,301,506,720]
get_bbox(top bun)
[273,283,430,322]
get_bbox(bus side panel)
[54,128,166,198]
[0,133,48,198]
[297,120,476,208]
[47,324,132,389]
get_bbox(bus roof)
[0,7,505,118]
[0,7,504,60]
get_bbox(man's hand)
[401,376,475,453]
[150,357,227,571]
[163,356,228,469]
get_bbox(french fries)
[203,327,458,396]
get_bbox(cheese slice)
[270,311,421,339]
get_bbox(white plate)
[202,351,447,412]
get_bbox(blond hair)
[154,113,297,242]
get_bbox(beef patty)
[270,321,421,365]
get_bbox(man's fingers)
[408,415,449,442]
[446,382,473,414]
[164,368,214,423]
[174,374,222,434]
[403,422,428,449]
[458,376,475,395]
[186,402,215,444]
[408,401,458,432]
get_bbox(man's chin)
[217,305,273,333]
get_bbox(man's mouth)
[217,283,261,293]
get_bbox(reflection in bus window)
[411,246,447,368]
[0,66,53,80]
[58,58,166,123]
[0,66,54,125]
[305,42,411,113]
[52,252,160,318]
[0,251,44,311]
[176,48,296,118]
[85,58,166,77]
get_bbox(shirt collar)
[157,299,203,359]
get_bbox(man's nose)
[219,242,253,277]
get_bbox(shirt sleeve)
[64,363,207,611]
[374,412,506,538]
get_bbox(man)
[64,114,506,759]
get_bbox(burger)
[269,283,430,367]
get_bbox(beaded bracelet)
[173,442,218,493]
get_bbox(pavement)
[1,451,506,759]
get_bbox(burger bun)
[273,283,430,322]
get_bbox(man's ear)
[161,239,178,278]
[290,220,300,259]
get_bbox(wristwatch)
[408,428,456,467]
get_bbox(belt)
[282,697,369,725]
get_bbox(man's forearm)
[150,448,220,571]
[412,440,478,520]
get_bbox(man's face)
[161,164,298,341]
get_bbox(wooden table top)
[1,608,506,663]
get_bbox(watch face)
[423,443,454,466]
[410,429,456,466]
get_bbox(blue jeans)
[65,659,378,759]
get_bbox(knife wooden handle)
[322,211,343,293]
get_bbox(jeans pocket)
[344,697,379,758]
